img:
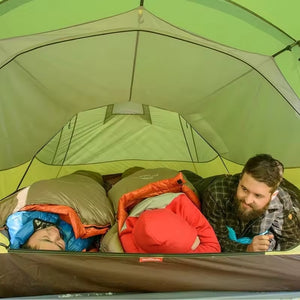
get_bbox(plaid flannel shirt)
[202,174,300,252]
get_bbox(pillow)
[108,168,179,213]
[2,171,115,228]
[26,172,115,227]
[0,193,20,227]
[108,168,198,214]
[100,223,124,253]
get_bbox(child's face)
[27,226,65,251]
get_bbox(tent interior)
[1,0,300,298]
[1,0,300,197]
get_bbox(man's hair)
[242,154,284,192]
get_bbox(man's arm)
[272,209,300,251]
[267,189,300,251]
[278,186,300,251]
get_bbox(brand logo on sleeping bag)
[138,174,159,180]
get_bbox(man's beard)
[234,197,270,222]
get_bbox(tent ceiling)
[0,1,300,170]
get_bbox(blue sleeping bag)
[7,211,94,251]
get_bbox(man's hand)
[246,234,274,252]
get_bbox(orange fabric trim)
[117,172,200,232]
[21,204,109,239]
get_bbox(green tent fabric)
[1,1,300,297]
[1,0,300,198]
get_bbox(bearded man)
[200,154,300,252]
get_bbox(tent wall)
[2,157,300,201]
[0,159,231,200]
[1,102,300,199]
[1,251,300,298]
[1,6,300,177]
